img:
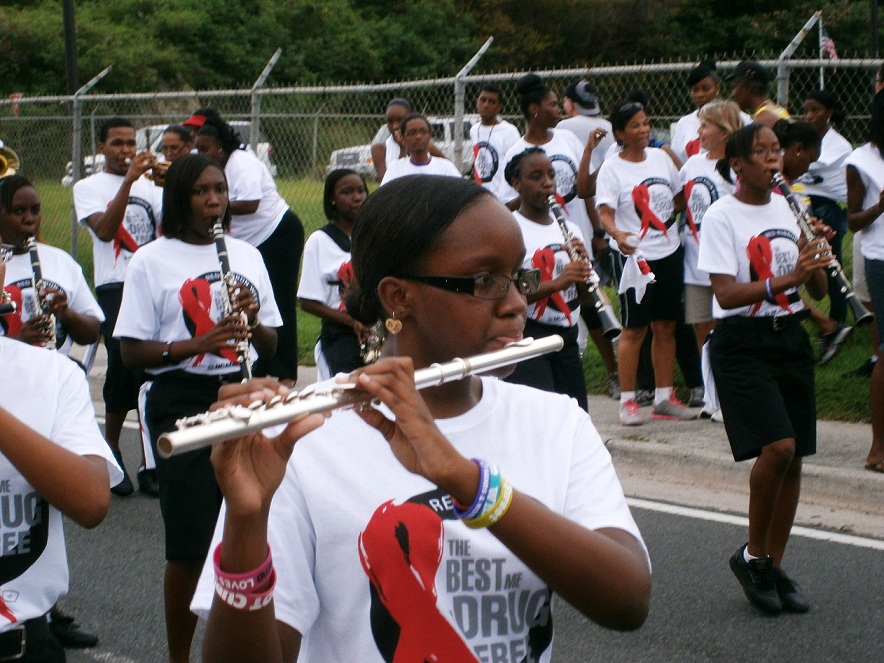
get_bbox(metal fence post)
[454,37,493,172]
[777,11,821,108]
[250,48,282,152]
[70,65,112,258]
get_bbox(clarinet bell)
[847,293,875,328]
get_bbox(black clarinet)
[212,219,252,380]
[547,196,622,339]
[770,172,874,327]
[27,236,57,349]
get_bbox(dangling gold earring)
[385,311,402,335]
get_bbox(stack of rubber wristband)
[213,543,276,612]
[452,459,514,529]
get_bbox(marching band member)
[0,175,102,354]
[297,169,370,379]
[0,225,119,660]
[698,124,830,615]
[73,117,162,497]
[194,175,651,662]
[470,84,522,201]
[114,154,281,663]
[380,114,462,184]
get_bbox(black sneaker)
[110,450,134,497]
[137,467,160,498]
[774,568,810,613]
[729,545,782,614]
[817,323,853,365]
[841,357,877,379]
[49,609,98,648]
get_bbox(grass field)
[32,176,875,423]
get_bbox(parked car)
[62,121,276,185]
[327,114,480,178]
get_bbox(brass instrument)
[157,335,565,457]
[144,158,170,187]
[770,171,874,327]
[0,145,20,177]
[547,196,622,339]
[26,236,57,350]
[213,219,252,380]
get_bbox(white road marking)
[628,497,884,550]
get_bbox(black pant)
[254,210,305,380]
[0,616,65,662]
[810,196,848,323]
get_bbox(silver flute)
[770,172,874,327]
[213,219,252,380]
[27,236,56,350]
[547,196,622,339]
[157,335,564,458]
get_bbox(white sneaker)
[619,399,644,426]
[711,409,724,423]
[652,397,698,421]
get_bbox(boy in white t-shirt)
[469,84,522,201]
[72,117,162,497]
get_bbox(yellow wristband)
[464,479,514,529]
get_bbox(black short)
[97,283,143,413]
[145,370,237,560]
[710,312,816,462]
[613,248,684,328]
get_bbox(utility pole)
[63,0,79,94]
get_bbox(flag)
[821,26,839,61]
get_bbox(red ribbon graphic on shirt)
[472,144,483,184]
[178,277,238,365]
[632,183,670,239]
[358,500,478,662]
[683,180,700,244]
[531,248,572,325]
[0,285,23,337]
[685,138,701,158]
[337,261,354,312]
[746,236,793,315]
[113,224,140,262]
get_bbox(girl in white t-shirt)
[0,175,103,354]
[298,169,370,379]
[197,175,651,662]
[679,101,741,350]
[380,114,462,185]
[845,89,884,474]
[596,100,691,425]
[503,148,591,410]
[114,154,282,662]
[193,109,304,380]
[670,60,722,166]
[698,124,831,616]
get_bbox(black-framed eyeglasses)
[401,268,541,300]
[1,244,14,264]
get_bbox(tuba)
[0,145,20,177]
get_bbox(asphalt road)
[60,427,883,663]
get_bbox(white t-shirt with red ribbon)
[680,154,735,286]
[73,172,163,287]
[0,244,105,355]
[595,148,682,261]
[512,211,583,327]
[698,194,805,319]
[113,236,282,376]
[192,378,648,662]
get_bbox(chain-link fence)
[0,54,880,286]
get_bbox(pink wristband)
[213,543,276,612]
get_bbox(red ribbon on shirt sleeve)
[531,247,572,325]
[632,183,670,239]
[746,236,793,315]
[337,261,354,312]
[683,180,700,244]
